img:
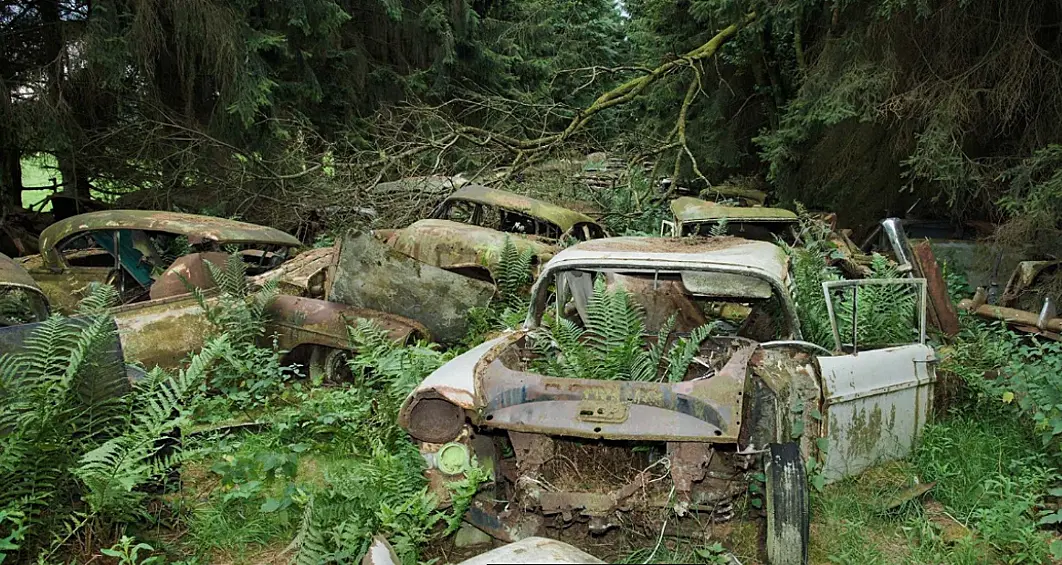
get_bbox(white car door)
[815,278,936,483]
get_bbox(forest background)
[2,0,1061,259]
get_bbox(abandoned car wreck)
[397,236,935,564]
[14,210,428,373]
[376,184,607,281]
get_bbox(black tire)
[308,346,353,384]
[765,442,809,565]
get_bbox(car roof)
[445,185,599,232]
[670,196,798,223]
[544,236,790,286]
[39,210,302,256]
[0,252,46,297]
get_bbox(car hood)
[379,219,556,273]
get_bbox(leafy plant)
[75,339,228,522]
[492,236,535,310]
[0,286,128,555]
[101,536,164,565]
[535,277,716,382]
[193,253,298,408]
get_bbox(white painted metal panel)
[817,344,936,483]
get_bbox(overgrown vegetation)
[0,284,226,560]
[533,277,718,382]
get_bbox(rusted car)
[660,196,799,243]
[0,252,140,393]
[0,252,49,328]
[376,185,606,282]
[17,210,427,375]
[397,237,934,564]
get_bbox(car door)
[815,278,936,483]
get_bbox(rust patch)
[570,235,749,254]
[149,252,228,300]
[911,242,960,337]
[266,295,428,351]
[380,219,556,274]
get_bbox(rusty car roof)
[445,185,599,232]
[544,236,790,286]
[39,210,302,256]
[0,252,45,295]
[670,197,798,223]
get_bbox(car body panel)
[665,197,799,241]
[670,196,798,223]
[362,535,604,565]
[475,336,754,442]
[111,293,214,369]
[435,185,599,235]
[818,344,936,482]
[37,210,301,271]
[526,237,797,335]
[0,253,50,326]
[379,219,556,273]
[330,230,496,343]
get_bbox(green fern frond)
[493,237,535,309]
[664,322,718,383]
[76,284,119,316]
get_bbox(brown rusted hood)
[379,219,557,272]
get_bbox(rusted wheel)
[765,442,809,565]
[308,346,353,384]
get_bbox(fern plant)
[0,286,126,556]
[492,236,535,310]
[0,285,227,559]
[192,253,296,408]
[535,277,717,382]
[75,338,227,521]
[194,253,279,345]
[833,254,919,348]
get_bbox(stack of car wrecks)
[0,180,954,565]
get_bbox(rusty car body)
[660,197,799,243]
[17,211,427,373]
[0,252,49,328]
[959,259,1062,340]
[396,236,935,564]
[376,185,607,282]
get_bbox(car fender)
[398,331,521,443]
[265,295,430,353]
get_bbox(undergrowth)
[533,277,717,382]
[0,285,228,562]
[787,210,919,350]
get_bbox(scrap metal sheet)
[328,231,495,343]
